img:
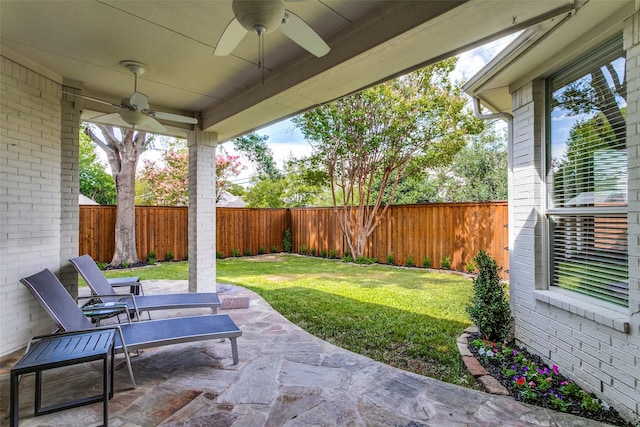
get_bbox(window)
[546,36,628,307]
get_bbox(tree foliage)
[244,156,328,208]
[79,128,116,204]
[233,132,280,179]
[439,128,508,202]
[137,140,244,205]
[293,58,483,257]
[138,141,189,206]
[368,124,507,204]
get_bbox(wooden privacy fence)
[289,202,508,273]
[79,202,509,275]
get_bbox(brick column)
[187,129,217,293]
[58,85,81,295]
[509,79,546,341]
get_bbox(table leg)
[10,372,19,427]
[103,352,109,427]
[35,370,42,414]
[109,344,115,399]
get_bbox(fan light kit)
[64,61,198,133]
[215,0,330,80]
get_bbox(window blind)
[549,214,628,306]
[547,36,628,307]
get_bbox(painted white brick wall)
[187,129,217,293]
[0,56,72,355]
[509,17,640,423]
[58,88,80,289]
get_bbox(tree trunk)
[85,125,147,267]
[113,145,139,266]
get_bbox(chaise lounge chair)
[70,255,221,320]
[20,269,242,388]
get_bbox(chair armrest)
[108,277,144,295]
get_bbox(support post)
[187,129,218,293]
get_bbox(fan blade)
[61,91,124,109]
[150,111,199,125]
[143,116,169,133]
[280,10,330,57]
[214,18,248,56]
[89,112,168,133]
[89,113,130,127]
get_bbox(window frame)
[543,34,629,309]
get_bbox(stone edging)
[457,325,510,396]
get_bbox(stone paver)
[0,280,612,426]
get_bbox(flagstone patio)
[0,280,612,426]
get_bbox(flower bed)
[468,335,631,426]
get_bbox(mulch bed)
[467,333,632,426]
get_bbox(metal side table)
[10,329,116,427]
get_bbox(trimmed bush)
[440,255,451,269]
[283,229,292,253]
[466,250,511,342]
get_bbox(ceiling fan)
[69,61,198,133]
[214,0,330,59]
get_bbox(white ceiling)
[1,0,576,141]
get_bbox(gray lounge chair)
[70,255,221,320]
[20,269,242,388]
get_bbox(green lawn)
[104,253,479,389]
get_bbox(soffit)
[464,0,633,114]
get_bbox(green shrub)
[96,261,107,270]
[342,252,353,263]
[216,251,224,259]
[465,260,477,273]
[386,253,395,265]
[122,261,130,268]
[300,245,308,255]
[147,250,156,264]
[421,256,432,268]
[283,229,292,253]
[258,246,266,255]
[406,256,415,267]
[310,247,316,256]
[183,253,188,261]
[244,249,252,256]
[440,255,451,269]
[270,245,279,253]
[231,248,241,257]
[329,249,338,259]
[466,250,510,341]
[165,251,174,262]
[354,256,376,265]
[320,249,327,258]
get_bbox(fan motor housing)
[232,0,285,34]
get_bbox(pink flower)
[528,381,536,388]
[552,365,560,375]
